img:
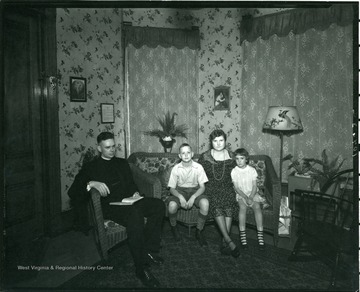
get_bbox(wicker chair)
[242,155,282,246]
[71,147,161,260]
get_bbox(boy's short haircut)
[97,131,114,144]
[179,143,192,152]
[234,148,250,163]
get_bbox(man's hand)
[90,181,110,197]
[132,192,141,198]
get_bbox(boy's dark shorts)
[165,186,208,208]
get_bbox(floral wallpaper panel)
[57,8,124,210]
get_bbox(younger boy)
[166,143,209,246]
[231,148,265,250]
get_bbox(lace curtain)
[125,26,199,154]
[240,16,353,182]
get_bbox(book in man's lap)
[109,196,143,206]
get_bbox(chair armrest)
[89,188,109,259]
[130,163,162,199]
[264,157,282,224]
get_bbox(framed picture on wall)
[214,86,230,111]
[70,76,87,102]
[101,103,115,123]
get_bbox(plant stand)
[288,175,320,219]
[160,139,175,153]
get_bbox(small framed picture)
[101,103,115,123]
[214,86,230,111]
[70,76,87,102]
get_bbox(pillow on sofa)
[258,187,271,209]
[156,166,174,201]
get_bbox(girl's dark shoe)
[257,230,265,251]
[239,230,248,250]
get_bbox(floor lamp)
[262,106,303,184]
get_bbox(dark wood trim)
[0,3,5,285]
[41,8,62,236]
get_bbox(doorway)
[3,6,61,285]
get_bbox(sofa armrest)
[130,163,162,199]
[89,188,109,259]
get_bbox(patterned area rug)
[61,225,356,290]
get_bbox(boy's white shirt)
[167,160,208,189]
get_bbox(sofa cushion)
[248,159,270,208]
[133,156,179,173]
[156,165,174,201]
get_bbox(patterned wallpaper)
[57,7,352,210]
[57,8,124,210]
[123,8,243,152]
[58,8,245,210]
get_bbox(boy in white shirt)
[231,148,265,250]
[167,143,209,246]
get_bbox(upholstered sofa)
[128,152,282,246]
[84,150,281,259]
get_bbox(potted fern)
[283,154,315,177]
[306,149,345,191]
[144,111,188,152]
[285,149,345,195]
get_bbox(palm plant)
[144,111,188,141]
[306,149,345,190]
[282,154,315,176]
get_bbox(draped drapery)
[125,26,199,154]
[124,26,200,49]
[240,8,353,182]
[240,4,354,44]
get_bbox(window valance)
[240,4,355,44]
[124,25,200,50]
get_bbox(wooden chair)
[288,169,356,288]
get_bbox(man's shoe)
[136,268,161,288]
[146,252,164,266]
[195,228,208,247]
[171,225,181,241]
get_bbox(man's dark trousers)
[105,197,165,271]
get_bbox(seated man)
[68,131,165,288]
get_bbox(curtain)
[240,23,353,182]
[240,4,354,44]
[125,26,199,154]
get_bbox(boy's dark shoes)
[171,225,182,241]
[258,244,265,251]
[220,245,231,255]
[195,229,208,247]
[146,252,164,266]
[136,268,161,288]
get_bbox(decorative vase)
[160,138,175,153]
